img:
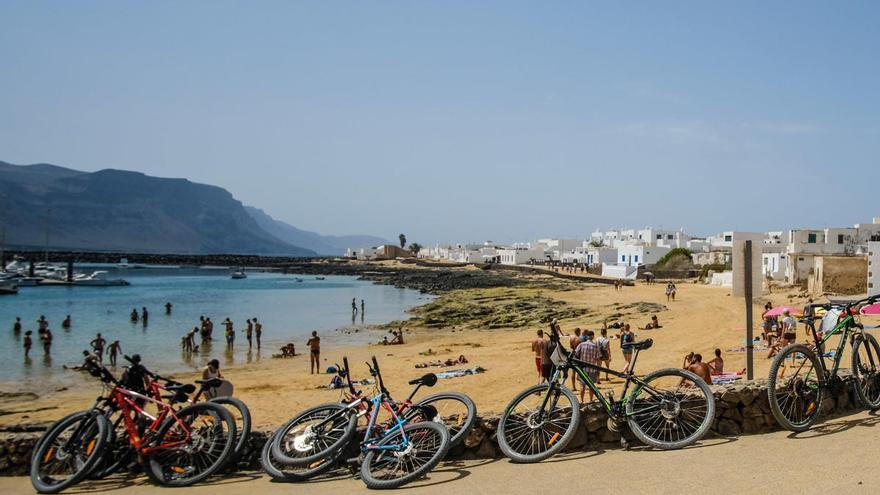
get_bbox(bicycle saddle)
[408,373,438,387]
[622,339,653,351]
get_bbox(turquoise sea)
[0,267,431,385]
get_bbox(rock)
[476,437,497,458]
[722,407,743,422]
[717,419,742,436]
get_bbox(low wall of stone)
[0,376,864,475]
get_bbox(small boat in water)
[0,282,18,295]
[294,278,304,283]
[73,271,130,286]
[14,277,44,286]
[231,268,248,279]
[315,277,325,280]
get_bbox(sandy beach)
[5,263,868,431]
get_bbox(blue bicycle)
[268,357,451,489]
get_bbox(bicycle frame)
[108,384,193,455]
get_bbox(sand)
[2,278,874,429]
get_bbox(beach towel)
[436,367,485,379]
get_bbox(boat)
[14,277,44,286]
[72,271,130,286]
[315,276,325,280]
[117,258,130,268]
[231,268,247,279]
[294,278,304,283]
[0,282,18,295]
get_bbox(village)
[348,217,880,298]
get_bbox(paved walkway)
[4,410,879,494]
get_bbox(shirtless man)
[90,333,106,362]
[253,318,262,349]
[531,330,546,384]
[107,340,121,366]
[307,331,321,374]
[685,353,713,385]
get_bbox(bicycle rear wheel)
[270,403,358,466]
[145,403,236,487]
[208,396,252,464]
[360,421,450,490]
[768,344,825,432]
[496,383,580,463]
[30,411,108,494]
[260,430,338,481]
[852,333,880,410]
[406,392,477,448]
[625,368,715,449]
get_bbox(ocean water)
[0,267,431,385]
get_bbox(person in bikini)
[706,348,724,375]
[307,331,321,374]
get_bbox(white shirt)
[783,315,797,333]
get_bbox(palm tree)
[409,242,422,255]
[398,233,407,249]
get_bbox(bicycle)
[497,329,715,463]
[767,294,880,432]
[30,356,237,493]
[268,356,452,489]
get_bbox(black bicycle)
[498,330,715,462]
[767,294,880,432]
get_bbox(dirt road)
[4,410,878,495]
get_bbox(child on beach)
[531,329,546,384]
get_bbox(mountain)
[0,161,316,256]
[245,206,389,255]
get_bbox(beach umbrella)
[861,303,880,316]
[764,305,803,317]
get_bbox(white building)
[869,241,880,297]
[537,239,584,261]
[762,252,788,280]
[496,246,547,266]
[707,232,734,249]
[615,245,671,267]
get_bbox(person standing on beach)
[141,307,149,326]
[531,329,546,384]
[90,333,106,362]
[254,318,262,349]
[307,331,321,374]
[245,319,253,349]
[574,330,601,402]
[165,302,172,315]
[620,324,634,373]
[108,340,121,366]
[13,317,22,335]
[23,330,33,358]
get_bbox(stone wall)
[0,376,864,476]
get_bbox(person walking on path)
[666,282,677,302]
[531,329,546,384]
[108,340,122,366]
[245,319,254,349]
[90,333,106,362]
[253,317,262,349]
[307,331,321,374]
[23,330,33,358]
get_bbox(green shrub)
[655,248,693,268]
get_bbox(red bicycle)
[30,355,236,493]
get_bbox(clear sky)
[2,1,878,245]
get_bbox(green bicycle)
[768,295,880,432]
[497,330,715,463]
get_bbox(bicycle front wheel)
[406,392,477,448]
[208,396,252,464]
[768,344,825,432]
[852,333,880,410]
[496,383,580,463]
[270,403,358,467]
[145,402,236,487]
[31,411,108,494]
[360,421,450,490]
[625,368,715,449]
[260,430,338,481]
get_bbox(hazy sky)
[2,1,879,245]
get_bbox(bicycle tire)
[208,396,252,463]
[768,344,825,432]
[497,383,580,463]
[260,430,339,481]
[852,333,880,410]
[270,403,358,467]
[31,411,108,494]
[360,421,450,490]
[144,402,236,487]
[625,367,715,449]
[407,391,477,448]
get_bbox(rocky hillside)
[0,161,316,255]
